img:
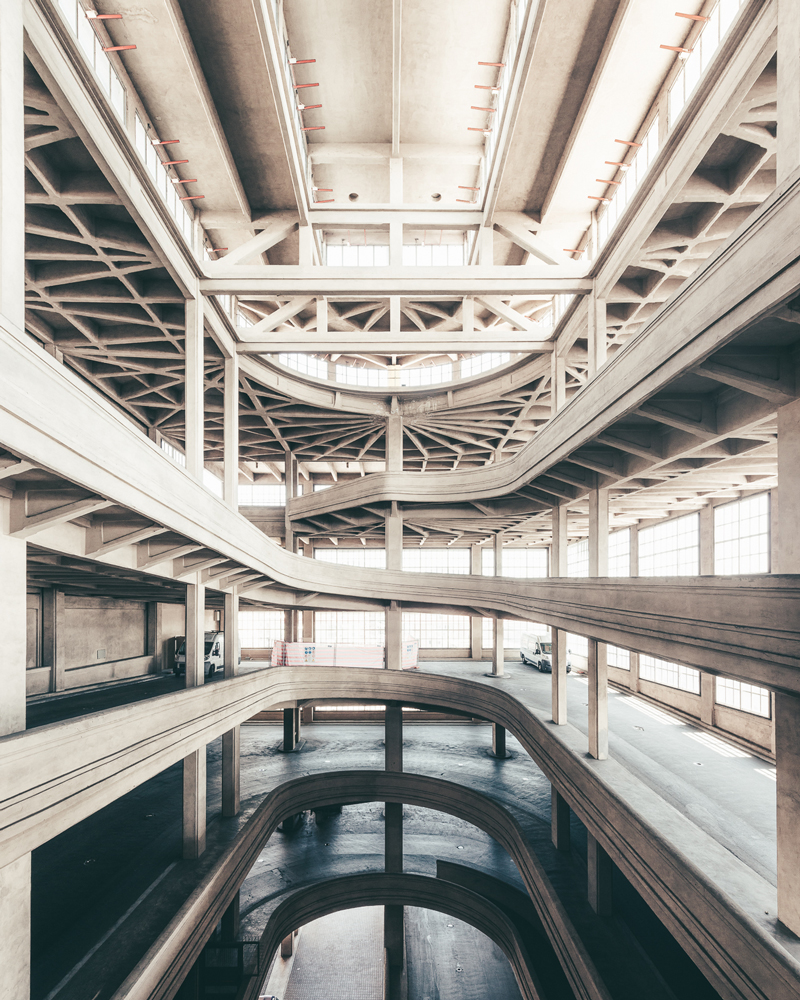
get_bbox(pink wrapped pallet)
[401,639,419,669]
[332,645,384,668]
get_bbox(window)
[314,548,387,569]
[714,494,770,575]
[400,364,453,386]
[203,469,223,498]
[335,365,389,388]
[315,612,385,645]
[638,513,699,576]
[402,244,465,266]
[279,353,329,380]
[568,634,588,657]
[607,645,630,670]
[239,610,284,649]
[608,528,631,577]
[403,549,470,574]
[567,539,589,577]
[640,655,700,694]
[595,115,659,251]
[326,245,390,266]
[402,613,470,648]
[482,548,548,577]
[238,484,286,506]
[715,678,770,718]
[161,438,186,467]
[482,619,549,649]
[460,353,511,379]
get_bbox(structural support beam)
[183,748,206,859]
[185,581,205,689]
[551,506,568,724]
[222,591,240,817]
[492,532,504,677]
[385,601,403,671]
[185,294,205,480]
[777,0,800,183]
[587,292,607,378]
[587,639,609,761]
[223,354,239,508]
[492,724,507,758]
[384,701,404,975]
[587,833,613,916]
[551,788,571,852]
[0,0,23,329]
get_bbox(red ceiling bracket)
[103,44,136,51]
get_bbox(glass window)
[238,484,286,506]
[640,654,700,694]
[279,353,329,380]
[638,512,699,576]
[161,438,186,467]
[607,645,630,670]
[715,677,770,718]
[315,548,387,569]
[714,494,769,574]
[316,612,386,645]
[203,469,223,497]
[482,548,548,577]
[567,634,588,656]
[403,549,470,574]
[400,364,453,386]
[608,528,631,577]
[460,353,511,379]
[239,610,284,648]
[567,539,589,577]
[335,365,389,387]
[482,619,550,649]
[402,613,470,649]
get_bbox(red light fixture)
[313,187,333,192]
[474,85,501,92]
[301,125,325,131]
[289,58,316,64]
[180,194,204,201]
[207,248,228,253]
[150,139,179,146]
[478,61,506,67]
[660,44,692,57]
[103,44,136,51]
[294,82,319,89]
[588,196,610,203]
[162,159,188,166]
[171,178,197,184]
[471,106,496,112]
[86,10,122,18]
[596,178,621,185]
[468,127,492,134]
[315,198,334,203]
[675,11,710,21]
[605,161,630,170]
[615,139,642,148]
[458,186,480,191]
[297,104,322,111]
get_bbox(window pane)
[638,513,699,576]
[714,494,769,574]
[640,654,700,694]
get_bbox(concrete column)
[700,672,715,727]
[389,220,403,267]
[492,724,507,758]
[629,524,639,577]
[298,224,314,265]
[588,490,608,758]
[477,225,494,265]
[699,503,714,575]
[283,608,297,643]
[588,488,609,577]
[223,592,241,817]
[42,587,65,693]
[386,413,403,472]
[223,353,239,508]
[551,504,569,723]
[385,502,403,570]
[183,747,206,859]
[389,157,403,204]
[491,533,504,676]
[587,833,613,915]
[777,0,800,184]
[552,628,568,726]
[775,400,800,934]
[587,292,607,378]
[0,494,29,1000]
[282,707,297,752]
[221,893,240,941]
[146,601,162,673]
[551,788,570,851]
[629,651,640,693]
[550,350,566,415]
[0,0,24,330]
[588,639,608,760]
[469,544,483,658]
[184,294,205,480]
[385,601,403,670]
[384,703,404,970]
[184,581,205,688]
[284,450,298,553]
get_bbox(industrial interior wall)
[62,596,149,685]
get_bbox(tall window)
[567,634,588,657]
[239,610,284,648]
[402,244,465,266]
[403,549,470,574]
[326,244,390,266]
[607,645,630,670]
[460,353,511,379]
[567,539,589,577]
[315,548,387,569]
[482,619,549,649]
[608,528,631,577]
[402,613,470,648]
[239,484,286,506]
[482,548,548,577]
[315,612,386,645]
[401,364,453,386]
[715,678,770,718]
[714,494,770,574]
[640,655,700,694]
[638,513,699,576]
[335,365,389,388]
[279,353,328,380]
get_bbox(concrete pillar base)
[492,723,508,758]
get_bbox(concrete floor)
[28,658,774,1000]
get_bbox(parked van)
[519,632,571,674]
[174,631,239,678]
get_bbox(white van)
[520,632,571,674]
[174,631,238,678]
